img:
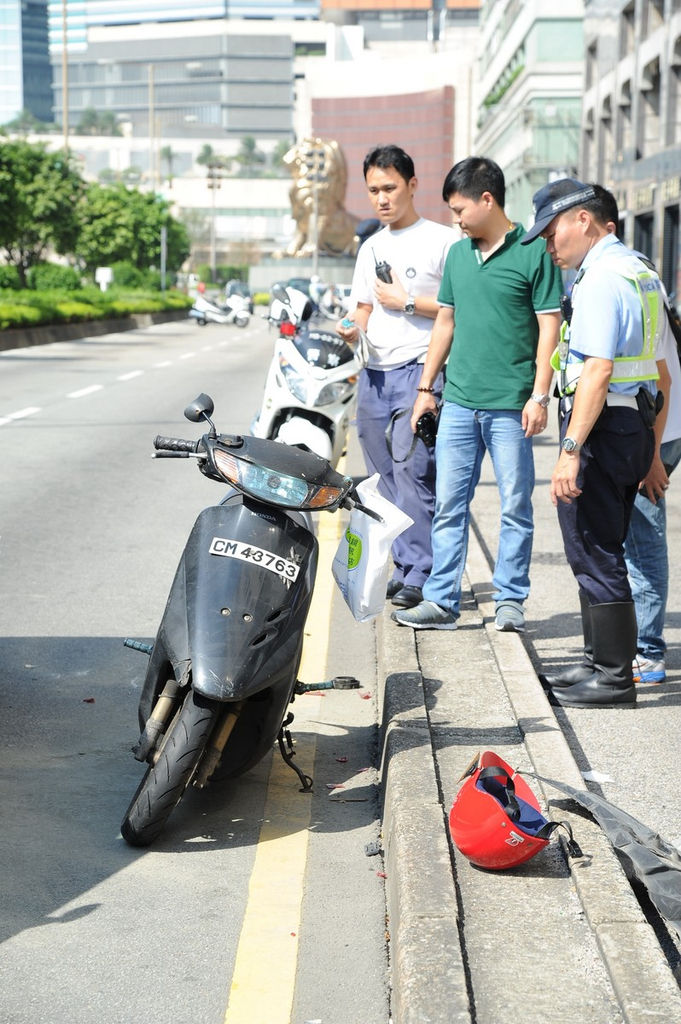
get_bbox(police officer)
[521,179,664,708]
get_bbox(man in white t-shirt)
[337,145,456,608]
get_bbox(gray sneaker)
[391,600,458,630]
[494,600,525,632]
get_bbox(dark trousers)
[356,362,440,588]
[557,405,654,604]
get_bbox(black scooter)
[121,394,371,847]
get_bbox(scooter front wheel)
[235,314,249,328]
[121,691,219,847]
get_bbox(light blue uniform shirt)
[569,234,660,395]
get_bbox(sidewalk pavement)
[376,428,681,1024]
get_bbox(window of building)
[638,57,661,158]
[641,0,664,37]
[667,61,681,146]
[585,39,597,91]
[662,204,679,297]
[634,213,654,257]
[619,1,635,60]
[616,79,633,155]
[598,96,614,182]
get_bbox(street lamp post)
[207,161,224,284]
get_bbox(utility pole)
[207,161,224,283]
[61,0,69,151]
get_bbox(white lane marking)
[154,360,173,368]
[201,346,213,352]
[0,406,41,426]
[1,405,40,421]
[179,352,196,360]
[68,385,104,399]
[117,371,144,381]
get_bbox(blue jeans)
[423,401,535,616]
[356,362,440,588]
[624,436,681,660]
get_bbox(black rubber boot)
[552,601,637,708]
[542,591,593,689]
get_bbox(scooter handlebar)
[154,435,199,453]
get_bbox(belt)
[559,393,638,414]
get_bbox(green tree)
[196,143,215,167]
[0,108,55,136]
[160,145,175,186]
[196,144,231,171]
[233,135,265,177]
[76,107,122,136]
[271,138,293,175]
[78,183,189,275]
[0,140,84,285]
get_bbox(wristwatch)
[404,296,415,316]
[561,436,580,454]
[530,392,550,408]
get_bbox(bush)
[111,261,146,289]
[0,266,21,290]
[0,298,43,330]
[0,284,192,330]
[253,292,270,307]
[27,262,82,291]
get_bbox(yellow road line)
[223,488,346,1024]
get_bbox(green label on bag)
[346,528,362,569]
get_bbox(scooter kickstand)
[277,713,313,792]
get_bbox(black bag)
[384,406,440,463]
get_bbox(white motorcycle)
[252,284,360,467]
[189,293,250,328]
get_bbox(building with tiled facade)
[581,0,681,298]
[474,0,585,226]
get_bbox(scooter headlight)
[315,376,358,407]
[213,449,346,509]
[279,355,308,404]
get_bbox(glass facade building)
[48,0,320,54]
[1,0,52,123]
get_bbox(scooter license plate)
[209,537,300,582]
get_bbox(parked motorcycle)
[189,293,250,328]
[121,393,376,847]
[252,284,360,467]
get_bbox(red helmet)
[448,751,556,870]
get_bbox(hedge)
[0,286,193,331]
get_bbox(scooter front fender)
[141,499,317,718]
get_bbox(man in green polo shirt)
[393,156,562,631]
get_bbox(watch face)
[405,301,415,315]
[562,437,578,452]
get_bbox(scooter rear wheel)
[120,690,219,847]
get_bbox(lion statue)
[280,137,359,258]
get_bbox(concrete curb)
[465,521,681,1022]
[0,308,190,352]
[377,517,681,1024]
[377,619,471,1024]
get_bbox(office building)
[581,0,681,297]
[1,0,52,124]
[474,0,585,225]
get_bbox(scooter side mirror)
[271,283,291,305]
[184,393,215,423]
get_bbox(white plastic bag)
[332,474,413,623]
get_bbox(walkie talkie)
[373,250,392,283]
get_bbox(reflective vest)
[552,252,661,397]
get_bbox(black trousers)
[557,404,654,604]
